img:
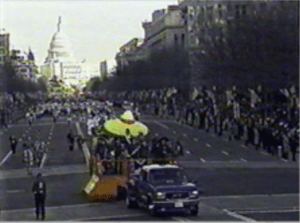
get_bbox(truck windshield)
[149,168,188,185]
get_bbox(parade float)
[82,110,149,202]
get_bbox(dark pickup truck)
[126,164,200,216]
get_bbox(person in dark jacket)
[290,133,299,161]
[9,135,18,154]
[32,173,46,220]
[67,130,75,151]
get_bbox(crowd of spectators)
[93,86,299,162]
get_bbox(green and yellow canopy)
[102,110,149,138]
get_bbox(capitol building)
[40,17,99,88]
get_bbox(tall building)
[40,17,98,88]
[142,5,186,51]
[0,33,9,66]
[115,5,186,71]
[100,60,107,79]
[115,38,145,71]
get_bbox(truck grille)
[166,192,189,199]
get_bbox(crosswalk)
[0,164,88,180]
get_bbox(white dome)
[48,17,74,60]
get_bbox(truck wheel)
[190,207,198,216]
[126,195,138,209]
[116,186,126,200]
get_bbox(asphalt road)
[0,111,299,221]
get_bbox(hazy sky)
[1,0,178,68]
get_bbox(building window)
[242,5,247,15]
[181,33,185,45]
[174,34,178,45]
[259,3,267,10]
[218,5,223,18]
[235,5,240,19]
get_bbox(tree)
[193,1,299,90]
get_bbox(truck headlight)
[156,192,166,200]
[190,190,199,198]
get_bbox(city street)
[0,113,299,221]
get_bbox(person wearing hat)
[32,173,47,220]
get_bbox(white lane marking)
[222,138,228,142]
[0,202,102,213]
[0,151,13,167]
[241,144,247,148]
[229,160,242,163]
[4,189,25,194]
[183,133,187,137]
[200,193,298,200]
[154,121,169,129]
[40,153,47,168]
[210,134,215,137]
[76,122,90,167]
[206,143,211,147]
[240,158,248,162]
[185,150,190,155]
[238,209,299,214]
[71,214,146,221]
[281,158,288,162]
[172,217,191,221]
[173,131,176,134]
[48,136,52,140]
[200,158,206,163]
[222,151,229,156]
[193,138,198,142]
[260,151,268,156]
[223,209,256,222]
[6,122,67,128]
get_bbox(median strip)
[223,209,256,222]
[0,151,12,167]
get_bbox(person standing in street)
[32,173,47,220]
[9,135,18,154]
[23,145,34,175]
[67,130,75,151]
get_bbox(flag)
[248,88,258,108]
[191,88,199,100]
[280,89,290,98]
[226,90,233,106]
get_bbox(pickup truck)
[126,164,200,216]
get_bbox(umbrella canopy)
[102,110,149,138]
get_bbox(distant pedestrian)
[9,135,18,154]
[67,130,75,151]
[23,145,34,175]
[32,173,46,220]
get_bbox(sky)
[1,0,178,69]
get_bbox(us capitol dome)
[40,17,99,88]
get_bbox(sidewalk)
[0,164,89,180]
